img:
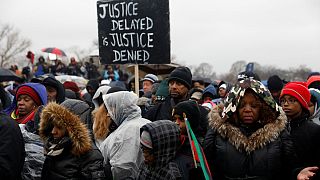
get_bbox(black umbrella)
[0,67,22,82]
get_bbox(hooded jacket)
[92,85,111,109]
[202,85,217,100]
[60,99,93,135]
[100,91,151,180]
[39,102,105,180]
[204,79,297,180]
[4,83,47,124]
[309,88,320,124]
[42,77,65,104]
[137,120,182,180]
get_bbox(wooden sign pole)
[135,64,139,95]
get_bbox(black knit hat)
[267,75,284,91]
[168,67,192,89]
[173,100,200,130]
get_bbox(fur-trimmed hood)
[208,106,287,153]
[39,102,92,156]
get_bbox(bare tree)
[67,46,91,63]
[192,62,216,81]
[229,60,246,74]
[0,24,31,67]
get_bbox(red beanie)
[306,75,320,87]
[63,81,80,93]
[16,85,42,105]
[280,82,310,110]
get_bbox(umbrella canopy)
[0,67,22,82]
[42,47,67,57]
[55,75,88,90]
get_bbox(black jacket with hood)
[204,79,297,180]
[42,76,65,104]
[39,102,105,180]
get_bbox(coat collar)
[208,107,287,153]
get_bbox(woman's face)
[51,125,67,140]
[238,90,261,124]
[17,94,37,116]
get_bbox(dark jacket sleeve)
[0,113,25,180]
[203,128,217,173]
[279,129,299,179]
[80,147,106,179]
[144,103,161,121]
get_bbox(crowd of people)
[1,57,320,180]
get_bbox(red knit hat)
[16,85,42,105]
[280,82,310,110]
[306,75,320,87]
[63,81,80,93]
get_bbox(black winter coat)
[0,112,25,180]
[145,97,173,121]
[289,113,320,179]
[41,144,105,180]
[39,103,105,180]
[204,110,297,180]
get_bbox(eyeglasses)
[280,98,297,105]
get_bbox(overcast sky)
[1,0,320,74]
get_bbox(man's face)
[218,88,227,98]
[193,82,204,90]
[169,80,189,99]
[143,80,153,93]
[46,86,57,102]
[280,95,303,120]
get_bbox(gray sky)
[1,0,320,74]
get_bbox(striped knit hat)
[280,82,310,110]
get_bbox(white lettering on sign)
[113,50,150,62]
[99,1,155,63]
[111,17,153,31]
[99,2,138,19]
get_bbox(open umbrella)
[0,67,22,82]
[42,47,67,57]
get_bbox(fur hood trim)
[39,102,92,156]
[208,106,287,153]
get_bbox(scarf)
[44,136,72,157]
[12,109,36,124]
